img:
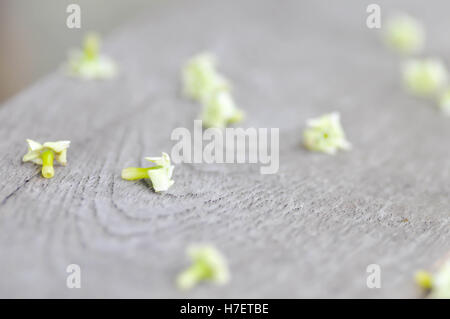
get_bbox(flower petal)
[147,168,174,192]
[55,149,67,165]
[43,141,71,154]
[26,139,43,151]
[22,150,41,163]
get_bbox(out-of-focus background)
[0,0,161,103]
[1,0,448,104]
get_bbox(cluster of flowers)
[385,14,450,115]
[23,137,226,289]
[385,14,450,299]
[22,34,352,290]
[66,33,117,80]
[23,36,237,291]
[182,53,245,128]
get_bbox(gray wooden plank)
[0,0,449,298]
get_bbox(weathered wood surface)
[0,0,449,298]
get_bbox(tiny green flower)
[438,88,450,116]
[416,261,450,299]
[402,58,448,97]
[201,89,245,128]
[384,14,425,55]
[303,112,351,154]
[176,244,230,290]
[182,53,229,102]
[66,33,117,80]
[22,139,70,178]
[121,152,174,192]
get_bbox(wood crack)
[0,172,39,206]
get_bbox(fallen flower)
[22,139,70,178]
[384,14,425,55]
[176,244,230,290]
[201,89,244,128]
[121,152,174,192]
[415,260,450,299]
[303,112,351,154]
[402,58,447,97]
[66,33,117,80]
[182,53,229,102]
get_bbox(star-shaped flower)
[22,139,70,178]
[121,152,174,192]
[66,33,117,80]
[176,244,230,290]
[384,14,425,55]
[182,53,229,102]
[403,58,447,97]
[303,112,351,154]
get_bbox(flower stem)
[176,262,206,290]
[121,167,150,180]
[121,166,163,181]
[84,34,99,60]
[41,149,54,178]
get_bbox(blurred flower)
[430,261,450,299]
[385,14,425,55]
[402,58,447,97]
[121,152,174,192]
[201,89,244,128]
[66,33,117,80]
[176,244,230,290]
[303,112,351,154]
[415,261,450,299]
[22,139,70,178]
[415,270,433,290]
[182,53,229,101]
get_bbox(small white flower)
[403,58,448,97]
[384,14,425,55]
[303,112,351,154]
[201,89,244,128]
[176,244,230,290]
[182,53,229,101]
[121,152,174,192]
[182,52,244,128]
[66,33,117,80]
[145,152,175,192]
[22,139,70,178]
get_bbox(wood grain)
[0,0,448,298]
